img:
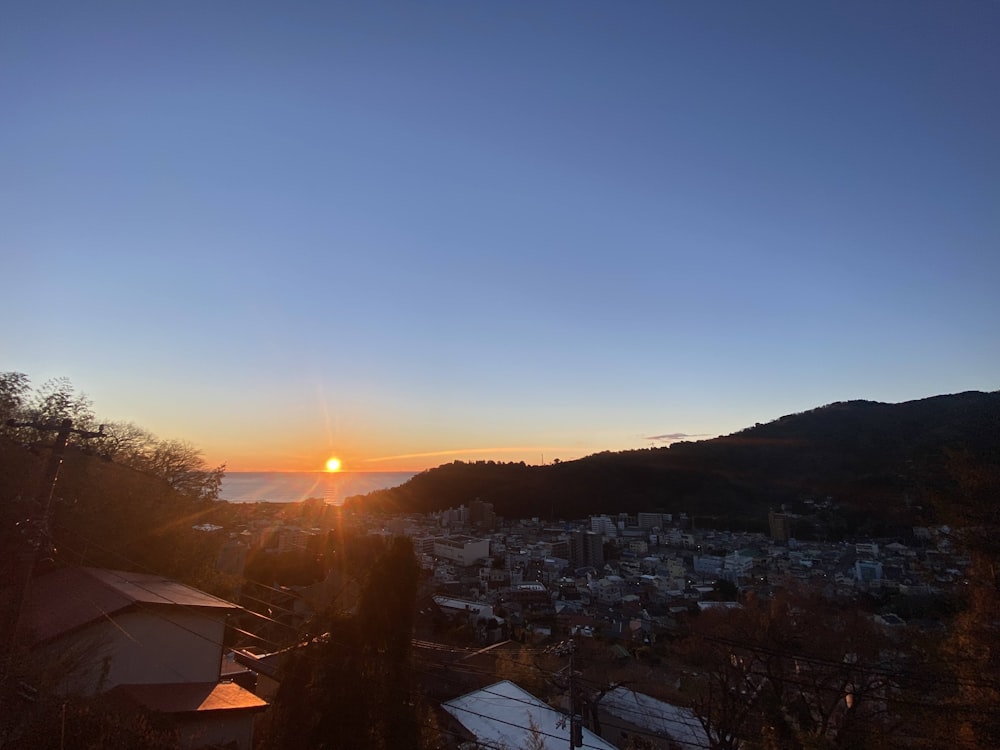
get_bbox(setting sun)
[325,457,342,473]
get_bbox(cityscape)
[3,0,997,747]
[1,377,997,748]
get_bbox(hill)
[353,390,1000,533]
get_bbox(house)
[599,687,710,750]
[442,680,618,750]
[433,595,501,625]
[19,566,267,750]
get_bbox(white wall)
[434,537,490,566]
[46,606,226,695]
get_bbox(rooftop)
[443,680,617,750]
[111,681,268,714]
[20,566,238,645]
[602,687,709,750]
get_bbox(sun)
[324,457,342,473]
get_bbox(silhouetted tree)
[930,452,1000,747]
[681,589,901,750]
[258,536,430,750]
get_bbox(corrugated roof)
[442,680,617,750]
[602,687,709,750]
[22,566,238,645]
[83,568,238,609]
[111,681,268,713]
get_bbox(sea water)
[219,471,416,504]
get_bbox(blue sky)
[3,1,997,471]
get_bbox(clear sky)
[3,1,997,472]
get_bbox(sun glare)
[325,457,342,473]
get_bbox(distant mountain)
[353,391,1000,534]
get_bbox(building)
[433,535,491,566]
[628,539,649,555]
[549,537,570,560]
[503,582,551,609]
[410,534,440,556]
[855,542,880,559]
[590,515,617,536]
[439,505,469,527]
[570,530,604,570]
[590,575,625,605]
[432,596,500,625]
[442,680,618,750]
[855,559,884,582]
[18,566,266,750]
[637,512,665,530]
[598,686,711,750]
[277,525,321,554]
[769,510,792,541]
[723,550,755,582]
[693,554,724,578]
[468,499,496,530]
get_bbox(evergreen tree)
[258,536,426,750]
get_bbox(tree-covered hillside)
[355,390,1000,530]
[0,372,232,592]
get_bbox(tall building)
[590,515,616,536]
[469,499,496,529]
[570,530,604,570]
[769,510,792,541]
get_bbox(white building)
[590,515,617,537]
[434,534,490,566]
[723,551,754,582]
[432,596,499,624]
[590,575,625,605]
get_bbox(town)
[2,379,995,748]
[184,495,975,749]
[220,498,965,644]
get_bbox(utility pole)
[1,418,104,680]
[567,638,582,749]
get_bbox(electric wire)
[20,502,998,747]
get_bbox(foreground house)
[19,566,267,750]
[442,679,617,750]
[600,687,709,750]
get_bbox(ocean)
[219,471,417,504]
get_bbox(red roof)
[111,681,268,713]
[21,566,239,645]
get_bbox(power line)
[2,418,105,682]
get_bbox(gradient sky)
[3,1,997,472]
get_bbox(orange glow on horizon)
[208,442,622,473]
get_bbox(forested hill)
[353,390,1000,530]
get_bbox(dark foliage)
[355,391,1000,529]
[258,537,428,750]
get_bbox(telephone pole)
[558,638,582,749]
[1,418,104,679]
[569,643,581,748]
